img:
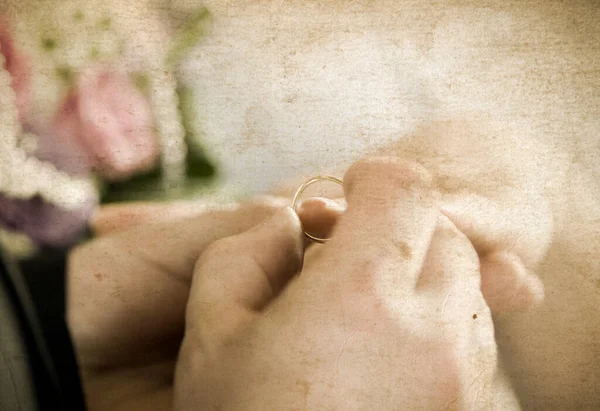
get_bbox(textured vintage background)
[174,0,599,195]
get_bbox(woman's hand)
[174,157,498,410]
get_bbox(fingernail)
[297,197,346,214]
[257,207,305,271]
[480,251,545,313]
[257,206,302,233]
[321,197,346,213]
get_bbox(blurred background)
[0,0,599,256]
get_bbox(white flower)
[8,0,189,190]
[0,51,98,209]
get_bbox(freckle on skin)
[472,314,477,320]
[94,272,104,282]
[398,241,412,260]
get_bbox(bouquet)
[0,1,216,257]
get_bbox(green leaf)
[41,37,57,52]
[131,72,151,97]
[186,146,217,178]
[55,66,74,85]
[73,10,84,22]
[99,17,112,30]
[165,7,212,67]
[99,166,164,203]
[176,85,218,179]
[89,46,100,60]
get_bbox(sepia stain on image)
[0,1,598,410]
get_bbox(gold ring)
[292,175,343,243]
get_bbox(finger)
[440,194,549,313]
[67,196,288,367]
[441,193,553,269]
[296,197,345,240]
[480,251,545,313]
[416,216,494,361]
[305,157,441,290]
[186,207,304,345]
[87,196,289,282]
[417,214,481,295]
[90,201,218,236]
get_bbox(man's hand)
[174,157,498,410]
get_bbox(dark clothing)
[0,247,86,411]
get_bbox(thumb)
[185,207,305,346]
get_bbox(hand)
[67,196,292,411]
[272,120,550,315]
[174,157,498,410]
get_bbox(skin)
[69,153,521,411]
[173,157,501,410]
[68,196,291,411]
[7,0,598,407]
[71,193,378,411]
[68,114,600,410]
[273,118,600,410]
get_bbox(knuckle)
[438,216,480,265]
[197,236,240,268]
[344,156,433,193]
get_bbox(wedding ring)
[292,175,343,243]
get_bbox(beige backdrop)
[176,0,600,195]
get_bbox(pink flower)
[0,15,31,121]
[50,65,160,181]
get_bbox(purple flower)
[0,195,95,248]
